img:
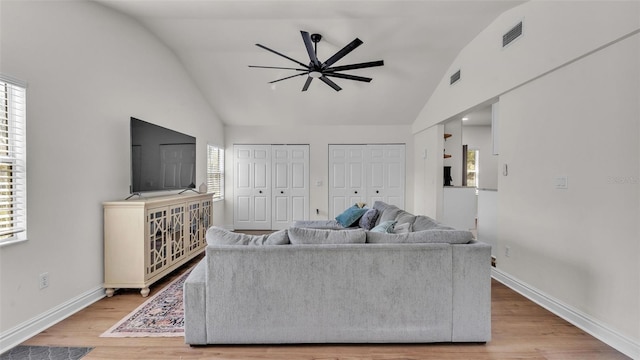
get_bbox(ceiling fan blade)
[302,76,313,91]
[249,65,308,71]
[323,72,372,83]
[322,38,363,68]
[319,76,342,91]
[301,31,321,68]
[256,43,310,69]
[325,60,384,72]
[268,72,308,84]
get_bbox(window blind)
[207,145,224,200]
[0,76,27,244]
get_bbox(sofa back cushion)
[412,215,455,231]
[289,227,366,245]
[366,229,474,244]
[372,201,402,226]
[206,226,290,245]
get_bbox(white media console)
[103,192,212,297]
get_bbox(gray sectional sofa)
[183,201,492,345]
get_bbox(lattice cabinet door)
[187,201,202,254]
[201,198,212,232]
[188,199,212,254]
[168,203,186,265]
[146,207,170,282]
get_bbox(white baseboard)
[492,268,640,360]
[0,286,105,354]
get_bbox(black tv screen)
[130,117,196,194]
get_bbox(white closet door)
[366,144,405,209]
[328,145,366,218]
[272,145,310,230]
[234,145,271,230]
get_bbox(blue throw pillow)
[358,208,379,230]
[335,205,368,227]
[370,220,397,233]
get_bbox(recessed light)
[462,117,469,121]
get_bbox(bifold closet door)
[328,145,366,218]
[366,144,405,210]
[271,145,310,230]
[233,145,271,230]
[329,144,405,218]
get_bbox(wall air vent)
[450,70,461,85]
[503,21,523,47]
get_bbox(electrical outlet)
[39,272,49,289]
[505,246,511,258]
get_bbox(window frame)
[0,75,27,247]
[206,144,224,201]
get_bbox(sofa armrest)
[451,240,492,342]
[184,259,207,345]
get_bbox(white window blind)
[0,76,27,245]
[207,145,224,200]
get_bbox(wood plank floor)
[20,255,629,360]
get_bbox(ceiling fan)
[249,31,384,92]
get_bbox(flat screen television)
[130,117,196,194]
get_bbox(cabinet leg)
[105,288,115,297]
[140,287,150,297]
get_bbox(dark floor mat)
[0,346,93,360]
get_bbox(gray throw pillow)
[366,229,474,244]
[288,227,366,245]
[358,208,379,230]
[206,226,290,245]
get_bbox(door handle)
[354,191,358,194]
[280,191,284,194]
[259,190,262,194]
[376,190,379,194]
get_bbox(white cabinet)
[103,193,212,297]
[234,144,309,230]
[329,144,405,218]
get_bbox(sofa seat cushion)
[206,227,290,245]
[289,227,366,244]
[366,229,474,244]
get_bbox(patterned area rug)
[100,266,193,337]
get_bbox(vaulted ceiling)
[93,0,525,127]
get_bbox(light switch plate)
[555,176,568,189]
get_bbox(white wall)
[0,0,224,350]
[462,125,498,189]
[224,125,414,228]
[411,1,640,356]
[413,1,640,133]
[413,125,443,219]
[498,32,639,349]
